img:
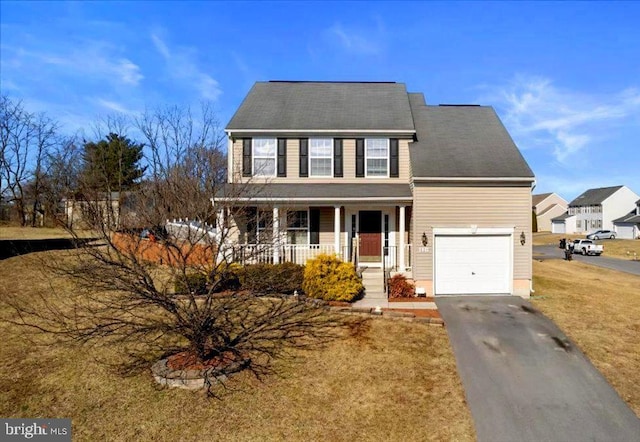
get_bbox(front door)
[359,210,382,263]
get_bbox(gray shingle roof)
[612,211,640,224]
[551,212,574,221]
[215,183,412,202]
[568,186,624,206]
[226,81,416,132]
[408,103,535,178]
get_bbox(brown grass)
[0,251,474,441]
[533,232,640,259]
[531,259,640,416]
[0,226,95,240]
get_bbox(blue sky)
[1,1,639,201]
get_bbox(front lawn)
[531,259,640,416]
[0,251,475,441]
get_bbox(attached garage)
[434,234,512,295]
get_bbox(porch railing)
[231,244,338,265]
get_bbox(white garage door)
[615,224,635,240]
[435,235,511,295]
[552,222,565,234]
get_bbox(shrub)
[303,254,363,302]
[210,262,243,292]
[243,262,304,295]
[175,272,208,295]
[388,274,414,298]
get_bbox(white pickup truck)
[571,239,603,256]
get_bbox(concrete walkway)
[437,296,640,442]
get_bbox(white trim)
[412,176,535,182]
[252,138,277,177]
[433,227,515,235]
[230,129,415,134]
[399,205,406,271]
[214,196,413,203]
[365,138,390,178]
[308,138,334,177]
[334,206,341,254]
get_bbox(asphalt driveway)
[437,296,640,442]
[534,245,640,276]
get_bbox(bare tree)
[4,104,354,396]
[0,96,33,225]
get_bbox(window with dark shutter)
[299,138,309,177]
[355,138,365,178]
[309,208,320,244]
[242,139,252,177]
[390,138,399,178]
[334,139,343,177]
[277,138,287,177]
[246,207,257,243]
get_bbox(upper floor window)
[365,138,389,177]
[253,138,276,176]
[309,138,333,177]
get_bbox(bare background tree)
[4,103,352,396]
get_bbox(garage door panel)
[435,235,511,295]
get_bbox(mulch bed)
[166,351,240,371]
[385,308,441,319]
[389,297,435,303]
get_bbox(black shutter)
[242,138,252,177]
[246,207,257,243]
[333,139,343,177]
[355,138,365,178]
[309,208,320,244]
[390,138,399,178]
[277,138,287,177]
[299,138,308,177]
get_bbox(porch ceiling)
[214,183,413,204]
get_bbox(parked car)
[572,239,603,256]
[586,230,616,240]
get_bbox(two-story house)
[532,192,568,232]
[613,199,640,239]
[566,185,640,234]
[213,81,535,297]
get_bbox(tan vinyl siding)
[318,207,335,245]
[412,184,532,281]
[230,138,411,184]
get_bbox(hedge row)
[175,254,363,302]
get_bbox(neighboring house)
[551,212,577,234]
[532,192,567,232]
[213,81,535,297]
[567,185,640,234]
[613,199,640,239]
[63,191,136,229]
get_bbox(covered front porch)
[218,204,413,273]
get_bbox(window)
[253,138,276,176]
[577,220,582,229]
[365,138,389,177]
[257,210,272,241]
[309,139,332,177]
[287,210,308,244]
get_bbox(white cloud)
[327,23,380,55]
[485,76,640,163]
[151,32,221,101]
[2,42,144,87]
[95,98,137,115]
[324,18,386,56]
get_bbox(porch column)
[399,205,406,271]
[273,206,280,263]
[334,205,341,256]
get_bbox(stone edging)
[151,357,249,390]
[329,306,445,326]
